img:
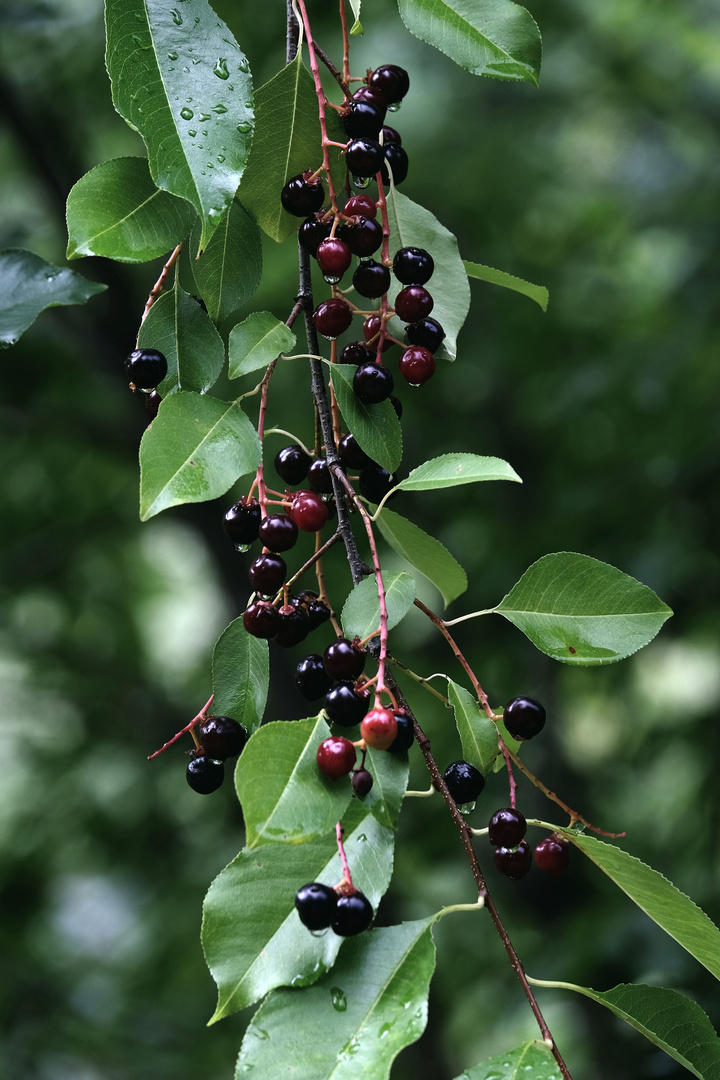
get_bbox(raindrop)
[353,175,371,190]
[323,272,342,285]
[458,800,476,816]
[357,833,367,842]
[182,66,189,73]
[310,927,328,938]
[234,543,250,553]
[212,103,228,114]
[206,162,214,169]
[199,112,211,122]
[167,51,178,60]
[252,1028,269,1041]
[237,122,252,133]
[171,8,182,24]
[330,987,347,1012]
[213,58,230,79]
[238,58,250,73]
[188,129,197,137]
[244,101,252,108]
[180,107,194,120]
[387,101,402,113]
[202,130,208,137]
[217,155,225,163]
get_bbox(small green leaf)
[139,392,260,520]
[464,259,548,311]
[228,311,296,379]
[203,802,395,1020]
[398,0,542,86]
[385,191,470,361]
[0,249,106,347]
[137,283,225,394]
[66,157,195,262]
[342,573,417,641]
[494,553,673,665]
[376,507,467,607]
[557,830,720,981]
[236,718,353,848]
[363,747,410,829]
[235,920,436,1079]
[211,619,269,734]
[331,364,402,475]
[105,0,253,250]
[448,681,498,775]
[454,1041,563,1079]
[397,453,521,492]
[348,0,363,34]
[533,982,720,1080]
[492,711,523,771]
[190,199,262,323]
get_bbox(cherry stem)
[314,36,350,96]
[386,654,450,705]
[294,0,341,212]
[413,597,494,718]
[140,243,182,328]
[338,0,351,85]
[147,694,214,760]
[285,530,342,590]
[255,359,279,515]
[335,822,354,889]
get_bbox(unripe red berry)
[317,736,356,778]
[288,489,329,532]
[360,706,398,750]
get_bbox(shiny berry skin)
[324,683,370,727]
[488,808,527,848]
[380,143,409,185]
[369,64,410,104]
[186,754,224,794]
[352,768,374,797]
[323,637,366,681]
[346,138,384,178]
[381,125,401,146]
[339,215,383,257]
[145,390,162,420]
[360,706,398,750]
[393,247,434,285]
[534,834,570,875]
[243,600,280,638]
[248,552,286,596]
[344,194,377,218]
[338,433,374,470]
[352,84,388,110]
[312,298,353,339]
[258,513,298,553]
[494,841,533,879]
[353,362,394,404]
[296,655,334,701]
[296,591,332,630]
[273,601,310,648]
[358,464,396,504]
[298,215,332,256]
[307,458,333,494]
[342,99,386,138]
[388,712,414,753]
[317,735,357,777]
[289,489,329,532]
[281,172,325,217]
[332,891,373,936]
[405,317,445,354]
[317,237,353,283]
[125,348,168,391]
[223,497,261,546]
[442,761,485,804]
[395,285,434,323]
[399,346,435,386]
[362,315,393,351]
[353,259,391,299]
[275,445,311,485]
[295,882,338,930]
[503,696,546,740]
[339,341,374,366]
[199,716,248,760]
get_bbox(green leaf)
[136,283,225,394]
[211,619,269,734]
[398,0,542,86]
[0,249,106,347]
[237,55,325,242]
[397,452,521,492]
[104,0,253,250]
[342,573,417,641]
[454,1041,563,1079]
[331,364,403,474]
[349,0,363,34]
[66,157,195,263]
[363,746,410,829]
[464,259,548,311]
[139,392,260,520]
[385,191,470,361]
[190,199,262,322]
[556,830,720,982]
[236,718,353,848]
[494,553,673,665]
[376,507,467,608]
[533,982,720,1080]
[235,920,436,1079]
[448,681,499,776]
[228,311,296,379]
[203,801,395,1020]
[492,711,523,771]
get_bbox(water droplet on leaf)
[167,51,178,60]
[212,103,228,114]
[180,107,194,120]
[237,122,252,133]
[331,987,347,1012]
[213,58,230,79]
[171,8,182,25]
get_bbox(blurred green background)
[1,1,718,1078]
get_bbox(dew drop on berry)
[387,101,401,113]
[234,542,251,553]
[353,175,371,190]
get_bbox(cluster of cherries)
[185,714,248,794]
[295,881,374,937]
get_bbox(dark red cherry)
[351,85,388,110]
[289,489,329,532]
[358,464,397,504]
[243,600,280,639]
[316,237,353,283]
[323,637,366,681]
[392,246,434,285]
[488,808,527,848]
[324,683,370,727]
[338,215,383,257]
[342,99,386,139]
[351,768,374,797]
[442,761,485,804]
[494,841,533,879]
[343,194,377,218]
[317,735,356,777]
[281,172,325,217]
[296,655,334,701]
[346,138,384,178]
[273,602,310,648]
[338,433,374,470]
[248,552,286,595]
[362,314,393,351]
[125,348,167,391]
[405,317,445,354]
[369,64,410,104]
[332,891,373,936]
[312,298,353,339]
[275,444,311,486]
[145,390,162,419]
[298,215,332,257]
[307,458,334,494]
[399,345,435,386]
[534,835,570,875]
[223,497,261,547]
[353,259,391,299]
[394,285,434,323]
[199,716,248,760]
[258,513,298,553]
[353,362,394,404]
[503,696,546,740]
[388,712,414,753]
[380,143,408,186]
[381,125,401,146]
[339,341,375,366]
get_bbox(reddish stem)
[414,598,494,718]
[147,695,214,759]
[140,243,183,328]
[295,0,343,211]
[335,822,354,890]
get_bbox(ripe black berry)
[332,891,373,936]
[388,712,414,753]
[125,348,168,391]
[258,513,298,553]
[275,445,311,486]
[353,259,391,299]
[494,842,533,879]
[323,637,366,681]
[442,761,485,805]
[273,601,310,648]
[503,696,546,740]
[395,285,434,323]
[296,655,334,701]
[199,716,248,760]
[342,99,386,139]
[351,768,374,797]
[338,433,374,470]
[222,497,261,547]
[380,143,409,185]
[324,683,370,727]
[295,882,338,930]
[399,345,435,386]
[186,754,225,794]
[343,194,377,218]
[353,361,394,404]
[381,125,401,146]
[296,590,332,630]
[248,552,286,596]
[312,298,353,339]
[369,64,410,104]
[298,215,332,256]
[352,85,387,110]
[534,834,570,875]
[346,138,384,178]
[145,390,162,419]
[243,600,280,638]
[393,247,434,285]
[281,172,325,217]
[338,215,383,257]
[358,464,397,504]
[307,458,333,494]
[317,237,353,283]
[405,317,445,354]
[339,341,375,366]
[488,808,527,848]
